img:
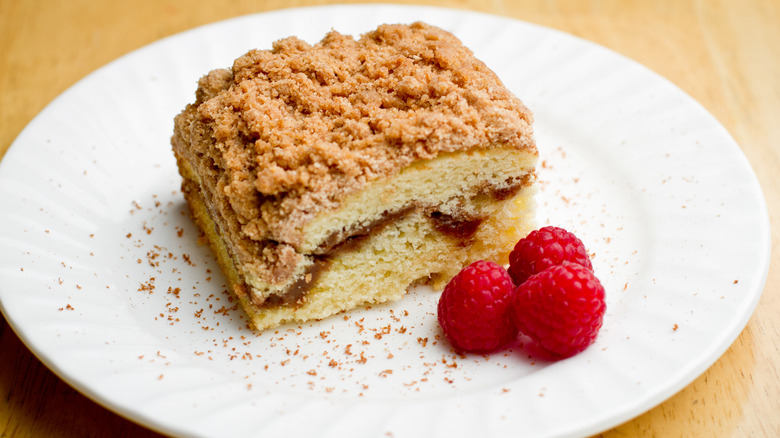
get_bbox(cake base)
[182,174,536,330]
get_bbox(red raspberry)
[508,226,592,286]
[437,260,516,352]
[512,262,606,359]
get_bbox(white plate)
[0,5,770,438]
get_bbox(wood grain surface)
[1,1,778,436]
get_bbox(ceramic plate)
[0,5,770,437]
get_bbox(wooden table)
[1,1,778,436]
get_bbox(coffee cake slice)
[171,22,538,330]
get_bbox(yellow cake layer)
[299,147,537,253]
[183,173,535,330]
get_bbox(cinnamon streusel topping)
[173,21,534,253]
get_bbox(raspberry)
[437,260,516,352]
[512,262,606,359]
[508,226,592,286]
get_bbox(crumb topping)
[174,22,534,247]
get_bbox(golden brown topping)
[174,22,534,247]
